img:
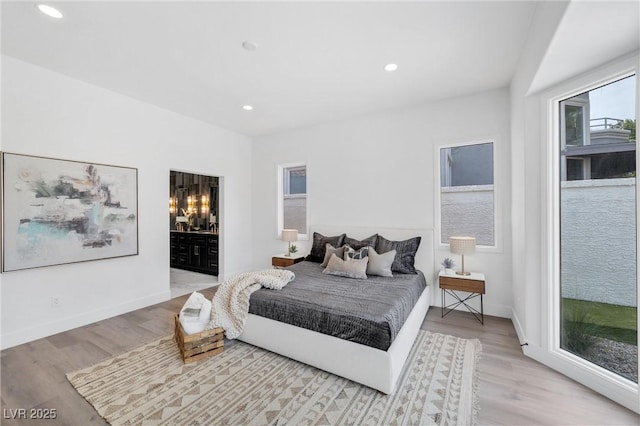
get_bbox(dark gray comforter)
[248,261,427,351]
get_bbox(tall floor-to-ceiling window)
[559,75,637,384]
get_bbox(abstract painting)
[2,153,138,271]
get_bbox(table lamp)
[281,229,298,256]
[449,236,476,276]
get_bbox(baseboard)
[0,290,171,350]
[485,302,512,319]
[510,308,527,345]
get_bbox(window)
[439,141,495,246]
[563,103,588,146]
[284,166,306,196]
[558,75,637,384]
[566,158,586,181]
[278,163,307,237]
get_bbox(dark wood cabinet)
[170,231,218,275]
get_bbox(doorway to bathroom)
[169,170,220,298]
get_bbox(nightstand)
[439,271,485,324]
[272,254,305,268]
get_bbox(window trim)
[543,56,638,411]
[277,162,309,240]
[435,137,501,253]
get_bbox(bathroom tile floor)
[170,268,218,298]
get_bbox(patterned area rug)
[67,330,481,425]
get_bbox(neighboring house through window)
[561,89,636,181]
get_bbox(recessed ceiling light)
[242,105,254,111]
[37,4,63,19]
[242,41,258,52]
[384,63,398,72]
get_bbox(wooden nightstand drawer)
[439,271,485,324]
[272,255,304,268]
[439,276,485,294]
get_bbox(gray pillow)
[306,232,346,263]
[367,246,395,277]
[375,235,421,274]
[344,244,369,260]
[322,253,368,279]
[321,243,346,267]
[343,234,377,250]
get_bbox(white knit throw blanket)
[208,269,295,339]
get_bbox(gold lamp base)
[456,254,471,276]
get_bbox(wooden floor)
[1,290,638,425]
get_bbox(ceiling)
[2,1,541,137]
[530,0,640,94]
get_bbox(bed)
[237,227,434,394]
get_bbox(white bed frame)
[238,226,434,394]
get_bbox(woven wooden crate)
[174,315,224,363]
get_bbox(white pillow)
[366,246,395,277]
[322,253,368,279]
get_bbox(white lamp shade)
[449,236,476,255]
[281,229,298,242]
[176,216,188,223]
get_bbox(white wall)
[441,185,494,246]
[510,0,569,351]
[561,179,636,307]
[252,88,513,318]
[0,56,253,349]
